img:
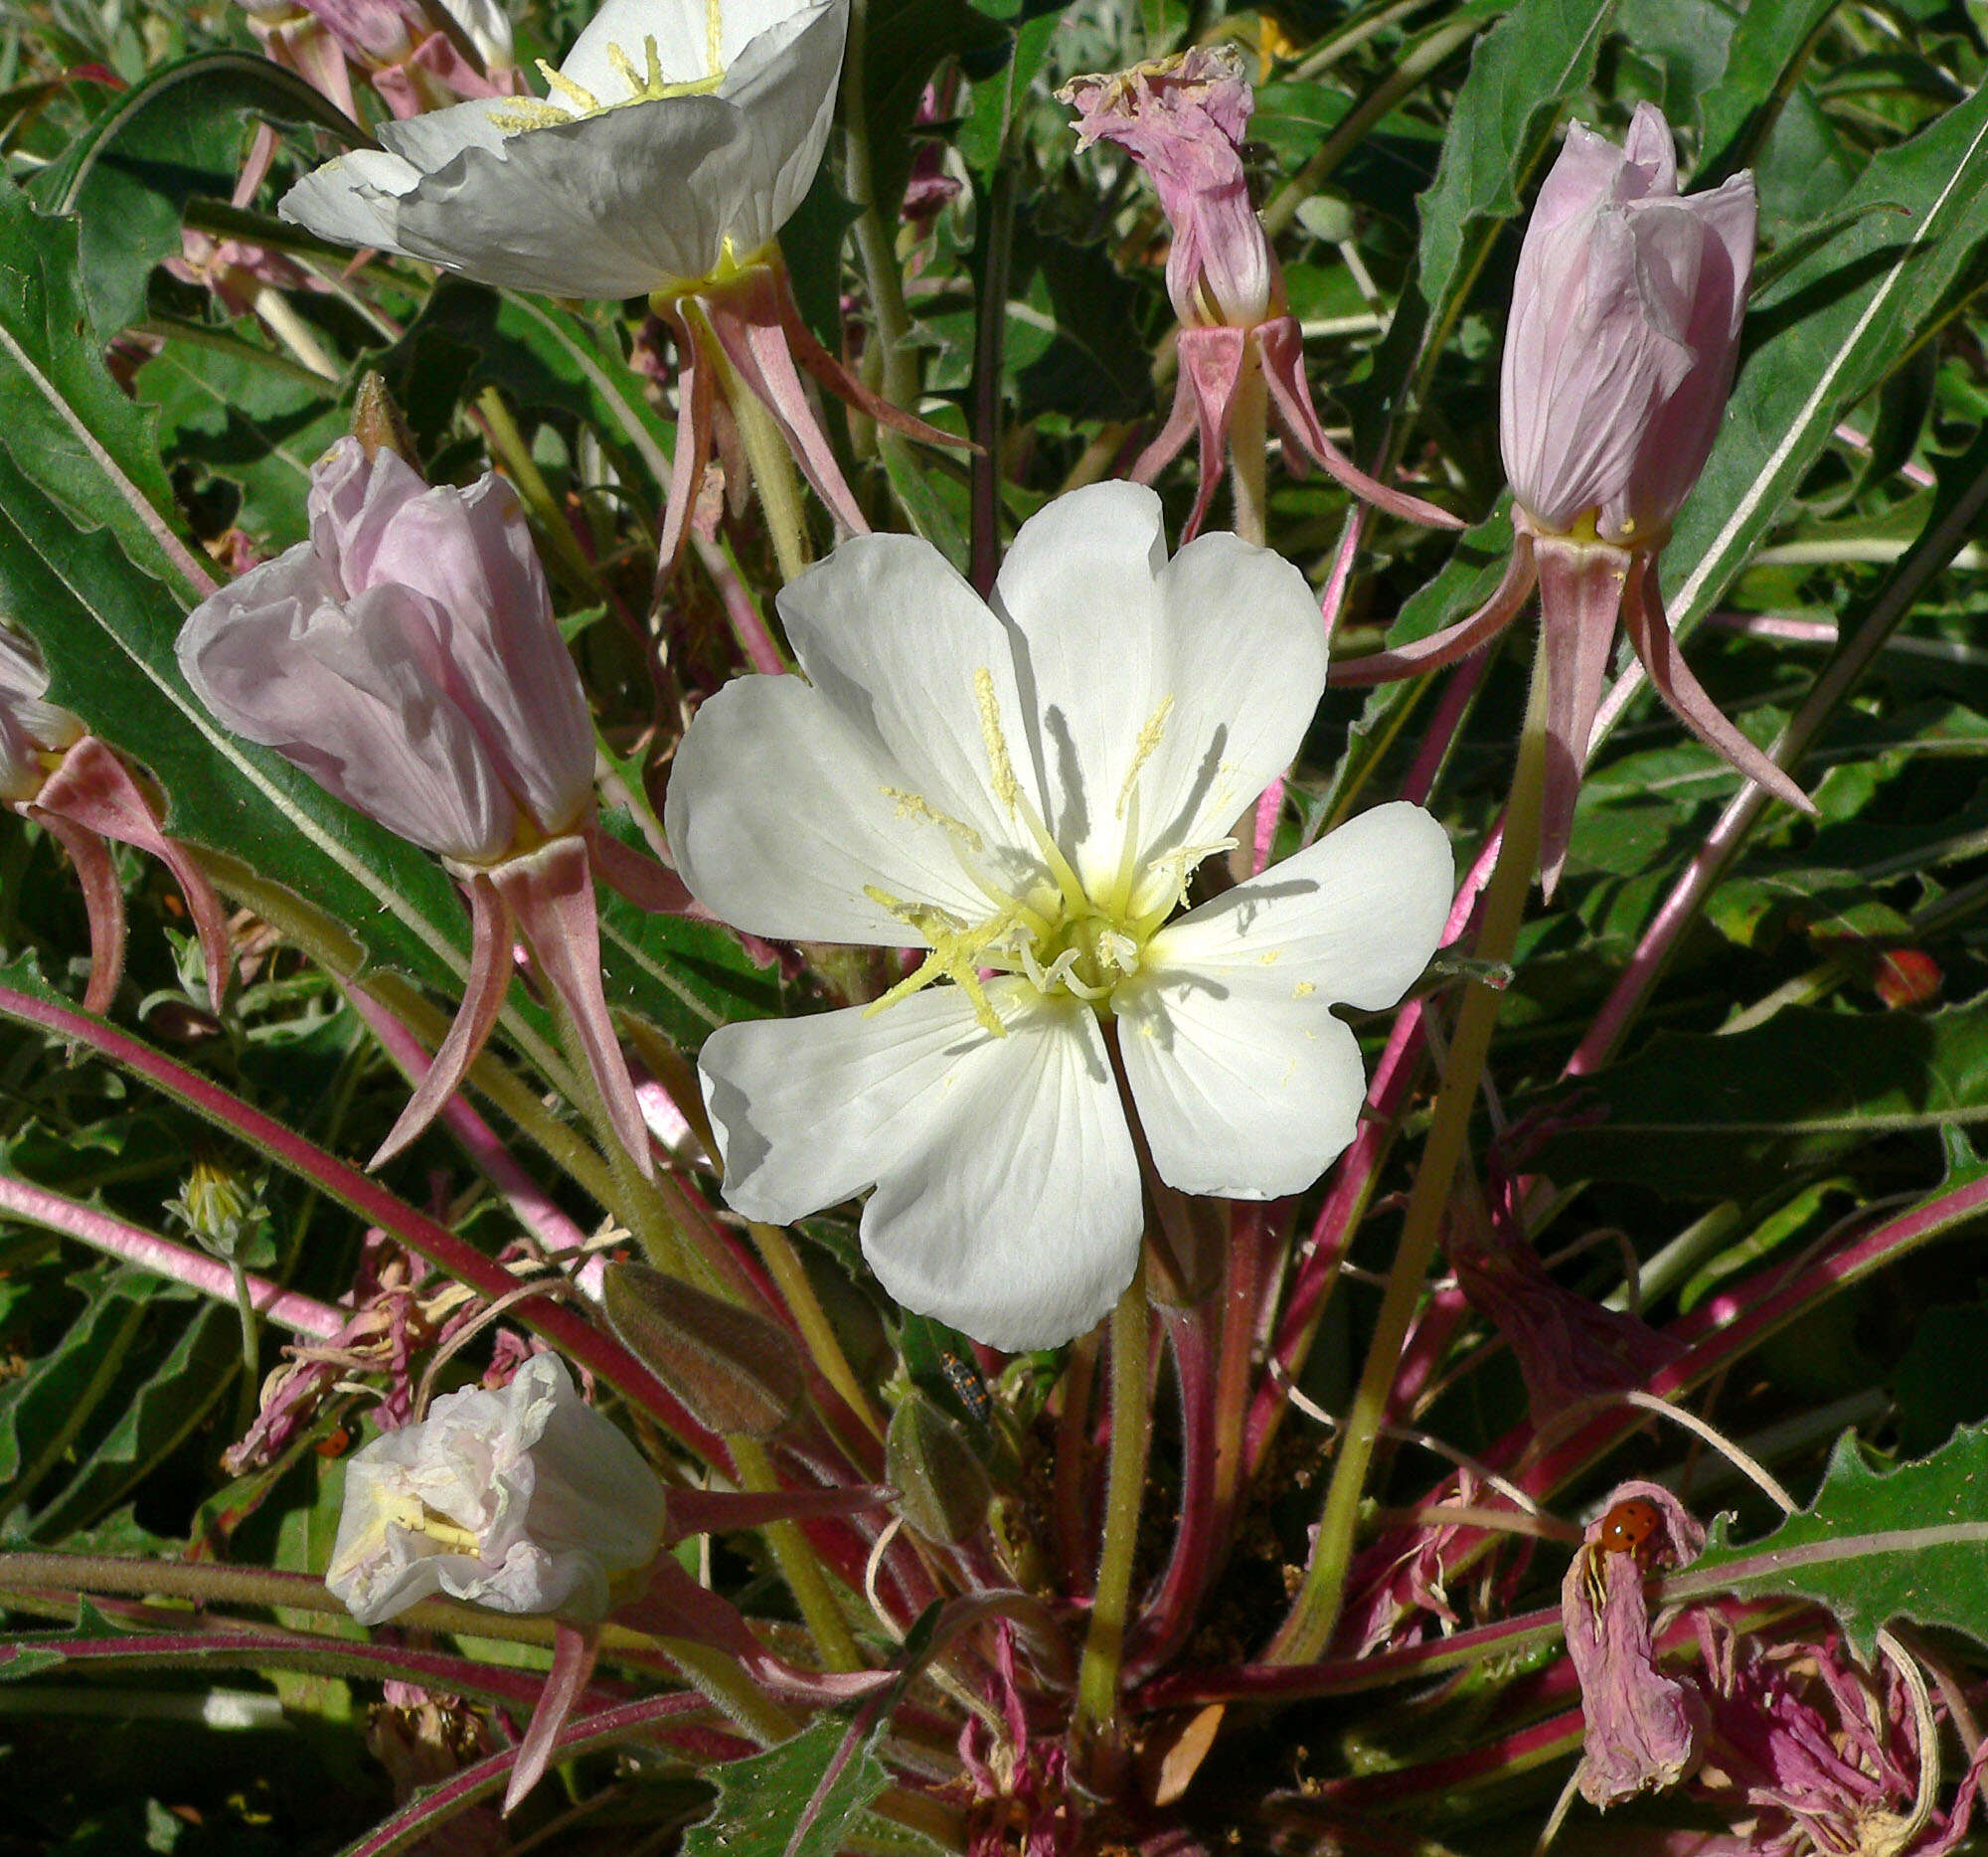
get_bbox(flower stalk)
[1269,639,1551,1665]
[1072,1256,1150,1772]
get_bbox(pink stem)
[340,982,595,1285]
[0,1169,341,1336]
[691,534,788,674]
[0,977,730,1466]
[1126,1302,1219,1676]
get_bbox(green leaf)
[1686,1424,1988,1659]
[1661,81,1988,641]
[1393,0,1615,404]
[681,1718,918,1857]
[31,50,369,338]
[861,0,1007,226]
[1530,996,1988,1197]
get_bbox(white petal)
[987,480,1169,892]
[562,0,721,92]
[666,669,1002,943]
[388,100,751,296]
[701,980,1141,1350]
[279,149,419,253]
[1114,801,1454,1198]
[709,0,848,250]
[1139,527,1331,871]
[375,94,518,172]
[986,481,1327,900]
[776,532,1044,870]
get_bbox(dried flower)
[1059,48,1457,539]
[326,1352,669,1625]
[667,481,1454,1349]
[1562,1479,1708,1806]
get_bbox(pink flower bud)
[1061,47,1276,329]
[178,437,593,865]
[1500,102,1755,545]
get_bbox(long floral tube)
[0,1170,343,1338]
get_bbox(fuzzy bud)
[887,1391,993,1546]
[602,1263,806,1439]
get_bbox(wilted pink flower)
[1562,1479,1708,1807]
[1448,1171,1680,1426]
[178,436,687,1172]
[0,625,232,1016]
[1687,1622,1988,1857]
[1336,104,1814,893]
[1060,48,1456,539]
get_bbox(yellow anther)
[974,668,1019,814]
[706,0,725,76]
[1115,693,1174,821]
[883,786,983,853]
[606,41,646,93]
[537,60,602,111]
[488,97,574,131]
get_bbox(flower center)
[489,3,727,133]
[861,672,1232,1037]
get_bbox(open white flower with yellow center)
[666,483,1455,1350]
[280,0,845,300]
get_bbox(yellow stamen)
[488,96,573,131]
[537,60,601,111]
[883,786,983,854]
[706,0,724,76]
[974,668,1019,815]
[1115,693,1174,822]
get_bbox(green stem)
[841,0,919,417]
[1229,348,1269,548]
[1073,1259,1152,1749]
[1267,644,1551,1665]
[729,1436,864,1673]
[662,1638,798,1745]
[751,1223,887,1443]
[229,1255,261,1440]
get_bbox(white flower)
[326,1353,668,1625]
[281,0,847,300]
[666,482,1455,1351]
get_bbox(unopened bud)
[602,1263,805,1439]
[165,1154,265,1261]
[350,373,416,464]
[886,1391,992,1546]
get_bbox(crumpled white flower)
[666,482,1455,1351]
[280,0,847,299]
[326,1353,668,1625]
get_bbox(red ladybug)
[1597,1496,1662,1555]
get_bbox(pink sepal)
[698,274,871,540]
[1534,537,1634,900]
[505,1619,595,1815]
[37,737,233,1010]
[770,273,965,453]
[492,835,655,1181]
[370,871,514,1169]
[1133,326,1246,541]
[1622,556,1816,822]
[1257,318,1463,530]
[657,310,719,576]
[584,819,693,916]
[1328,535,1539,688]
[31,809,125,1015]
